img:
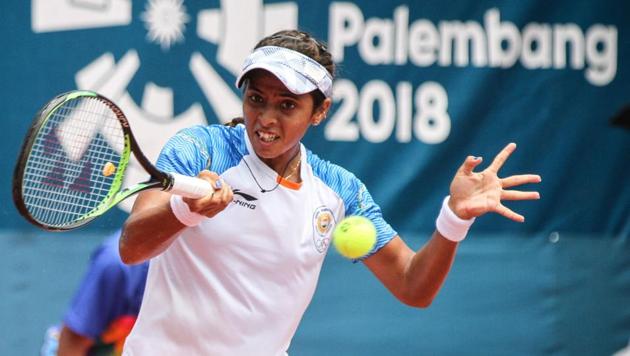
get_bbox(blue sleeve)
[308,152,397,260]
[156,124,248,176]
[62,233,141,339]
[155,125,212,176]
[343,179,397,260]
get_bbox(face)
[242,69,330,172]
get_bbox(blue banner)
[1,1,628,355]
[1,0,627,234]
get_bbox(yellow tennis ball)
[333,216,377,259]
[102,162,116,177]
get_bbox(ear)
[312,98,332,126]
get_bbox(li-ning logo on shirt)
[232,189,257,210]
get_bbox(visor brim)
[235,63,319,96]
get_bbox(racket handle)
[167,173,215,199]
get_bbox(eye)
[248,94,263,104]
[280,100,296,110]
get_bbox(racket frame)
[12,90,172,230]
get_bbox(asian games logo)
[312,206,335,253]
[31,0,298,211]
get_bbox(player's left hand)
[448,143,541,222]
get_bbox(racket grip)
[167,173,215,199]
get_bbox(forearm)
[399,196,473,306]
[402,232,458,307]
[119,192,187,264]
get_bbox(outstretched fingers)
[494,203,525,222]
[459,156,483,175]
[488,143,517,173]
[501,190,540,201]
[502,174,541,188]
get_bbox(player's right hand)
[183,170,233,218]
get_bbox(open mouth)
[256,130,279,143]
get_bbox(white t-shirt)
[123,124,396,356]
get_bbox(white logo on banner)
[141,0,190,50]
[31,0,298,211]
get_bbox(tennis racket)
[12,90,213,231]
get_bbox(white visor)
[235,46,333,98]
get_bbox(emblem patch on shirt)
[312,206,335,253]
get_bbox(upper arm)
[312,161,397,259]
[363,236,415,303]
[311,157,421,301]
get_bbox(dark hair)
[253,29,335,109]
[225,117,245,127]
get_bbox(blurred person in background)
[41,230,148,356]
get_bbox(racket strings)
[21,96,128,227]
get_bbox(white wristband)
[170,194,206,227]
[436,196,475,242]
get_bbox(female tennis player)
[119,30,541,355]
